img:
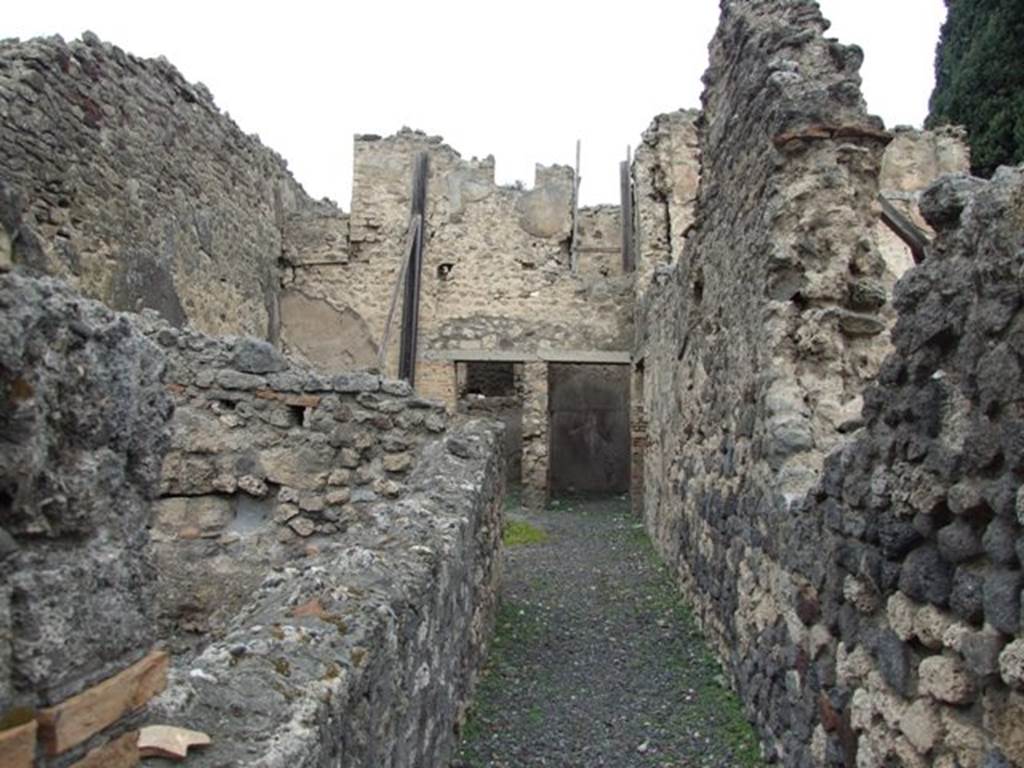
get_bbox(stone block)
[912,605,954,650]
[898,698,942,755]
[999,639,1024,689]
[383,452,413,474]
[887,592,917,641]
[918,655,976,704]
[937,519,984,563]
[231,337,287,374]
[332,372,380,393]
[983,569,1023,634]
[899,545,954,607]
[960,627,1006,677]
[950,567,986,624]
[983,517,1019,566]
[872,630,913,697]
[215,369,266,390]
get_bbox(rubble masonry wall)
[0,33,317,340]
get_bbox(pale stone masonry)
[0,272,504,767]
[280,129,636,507]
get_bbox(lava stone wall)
[637,2,1024,765]
[0,272,172,760]
[0,33,316,340]
[807,168,1024,767]
[637,0,895,763]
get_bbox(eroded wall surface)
[638,2,1023,766]
[638,0,894,761]
[149,419,504,768]
[632,110,701,301]
[0,272,173,764]
[136,318,451,644]
[0,269,506,765]
[280,129,635,390]
[0,33,316,339]
[140,322,506,766]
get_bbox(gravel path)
[453,494,765,768]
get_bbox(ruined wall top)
[0,32,319,339]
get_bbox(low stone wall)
[147,419,504,767]
[0,271,505,765]
[135,316,453,647]
[0,273,172,765]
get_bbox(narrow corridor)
[454,495,764,768]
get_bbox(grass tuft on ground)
[502,519,548,547]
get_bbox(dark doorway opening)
[548,363,630,495]
[456,361,524,484]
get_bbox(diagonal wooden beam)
[879,194,931,264]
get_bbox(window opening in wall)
[456,361,524,485]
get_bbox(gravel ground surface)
[453,493,765,768]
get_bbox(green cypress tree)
[926,0,1024,177]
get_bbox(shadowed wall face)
[548,363,630,494]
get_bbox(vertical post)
[398,151,429,385]
[570,139,581,272]
[520,361,550,511]
[620,145,635,272]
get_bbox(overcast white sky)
[6,1,946,207]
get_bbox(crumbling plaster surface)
[0,33,318,340]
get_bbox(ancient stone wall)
[134,316,452,647]
[280,129,635,382]
[632,110,701,302]
[637,0,895,761]
[0,33,317,340]
[0,269,505,764]
[638,2,1022,765]
[0,272,173,765]
[147,416,505,768]
[806,168,1024,767]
